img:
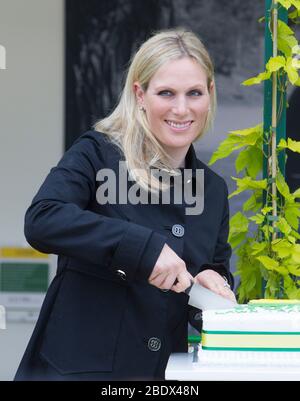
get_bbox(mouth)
[165,120,193,131]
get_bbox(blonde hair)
[94,28,216,192]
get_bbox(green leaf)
[229,212,249,248]
[243,195,255,212]
[289,9,298,19]
[278,138,300,153]
[286,138,300,153]
[285,204,300,229]
[292,59,300,69]
[276,170,291,199]
[285,285,300,299]
[278,37,292,57]
[284,275,300,299]
[291,0,300,11]
[235,148,250,174]
[243,193,262,212]
[250,241,268,255]
[229,177,267,199]
[229,124,263,137]
[256,256,289,276]
[291,244,300,263]
[289,9,300,19]
[249,214,265,224]
[242,71,271,86]
[287,235,296,244]
[235,242,263,302]
[291,229,300,240]
[277,0,292,9]
[271,239,293,258]
[235,146,263,179]
[292,45,300,56]
[209,124,262,165]
[277,21,296,57]
[229,212,249,236]
[208,137,244,165]
[230,232,247,249]
[293,187,300,198]
[277,217,292,235]
[266,56,286,72]
[256,256,279,270]
[287,264,300,276]
[285,57,299,84]
[278,19,294,36]
[261,206,273,215]
[228,125,263,147]
[278,138,288,150]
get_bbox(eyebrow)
[154,84,207,91]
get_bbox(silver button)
[148,337,161,352]
[186,179,192,184]
[116,269,126,280]
[172,224,184,237]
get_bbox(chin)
[163,135,196,147]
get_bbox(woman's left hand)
[194,269,236,303]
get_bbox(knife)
[185,281,236,310]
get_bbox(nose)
[172,95,188,116]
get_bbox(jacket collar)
[107,137,200,179]
[184,144,199,178]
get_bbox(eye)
[157,90,173,97]
[188,89,203,96]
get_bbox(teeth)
[166,120,191,129]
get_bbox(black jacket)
[14,130,232,381]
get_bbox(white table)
[166,352,300,381]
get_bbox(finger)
[187,272,195,283]
[149,273,168,289]
[225,289,237,302]
[159,274,178,290]
[171,272,192,293]
[206,282,231,299]
[207,281,221,294]
[217,287,236,302]
[148,269,163,282]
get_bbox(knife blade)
[185,282,236,310]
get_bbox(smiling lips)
[165,120,193,131]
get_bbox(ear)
[133,81,145,106]
[208,80,214,95]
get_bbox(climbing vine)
[210,0,300,302]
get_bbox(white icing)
[201,304,300,366]
[203,305,300,332]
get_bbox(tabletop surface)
[166,352,300,381]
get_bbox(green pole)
[262,0,287,298]
[263,0,287,182]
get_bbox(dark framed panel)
[65,0,265,149]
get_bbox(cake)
[198,300,300,366]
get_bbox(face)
[134,57,213,163]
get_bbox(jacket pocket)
[40,270,127,374]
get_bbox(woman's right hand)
[148,244,193,293]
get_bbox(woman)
[15,29,235,381]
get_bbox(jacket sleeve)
[197,179,233,287]
[211,179,233,286]
[24,134,167,283]
[188,179,233,333]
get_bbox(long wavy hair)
[94,28,216,192]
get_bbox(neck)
[164,147,189,169]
